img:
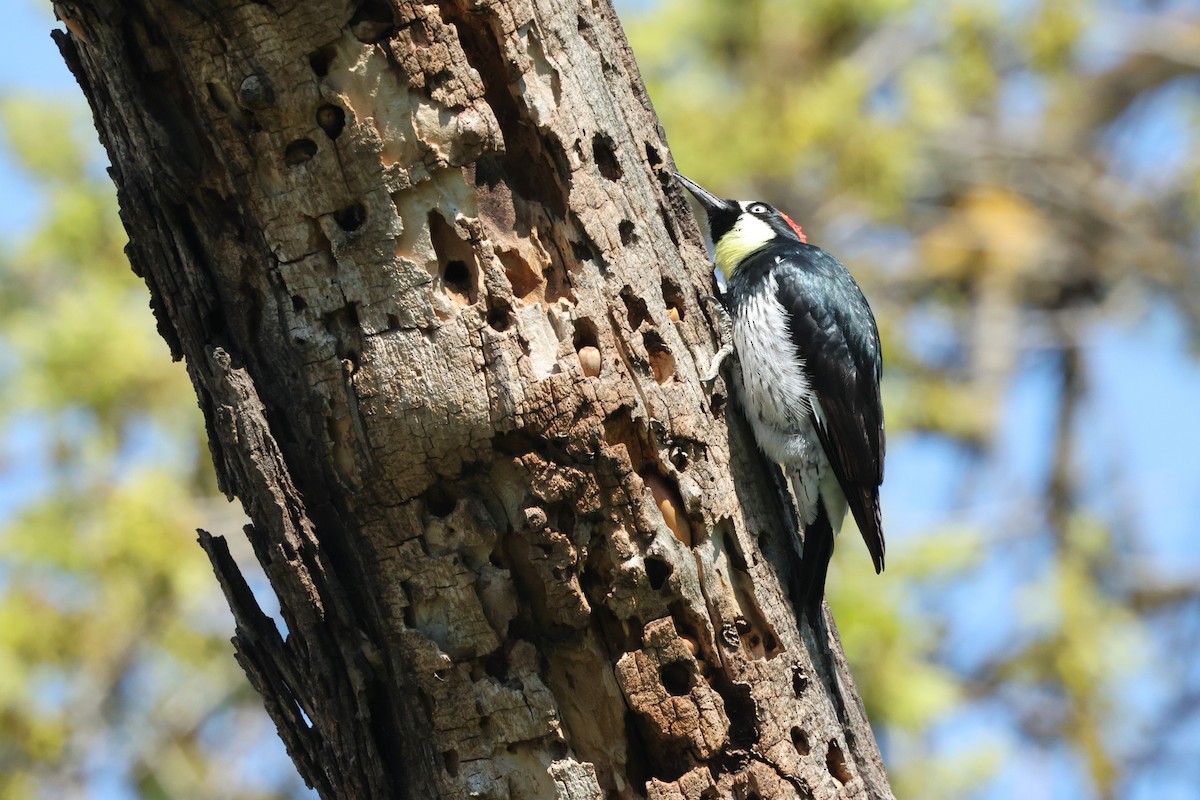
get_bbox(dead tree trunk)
[55,1,894,797]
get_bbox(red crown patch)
[780,212,807,243]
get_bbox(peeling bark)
[55,0,895,797]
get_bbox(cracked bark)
[55,1,895,798]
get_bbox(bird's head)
[675,173,808,276]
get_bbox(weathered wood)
[55,0,894,797]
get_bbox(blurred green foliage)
[3,1,1198,797]
[625,0,1200,797]
[0,98,304,799]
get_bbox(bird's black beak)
[675,173,739,241]
[674,173,736,216]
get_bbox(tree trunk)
[55,1,894,797]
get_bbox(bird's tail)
[793,494,836,620]
[845,485,885,574]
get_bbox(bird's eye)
[748,203,770,215]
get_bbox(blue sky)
[0,2,77,236]
[4,1,1200,798]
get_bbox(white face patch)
[714,204,775,276]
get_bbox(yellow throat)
[713,213,775,276]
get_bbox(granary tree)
[55,0,894,797]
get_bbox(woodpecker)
[677,173,885,615]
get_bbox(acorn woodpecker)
[677,174,885,614]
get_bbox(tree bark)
[55,1,894,798]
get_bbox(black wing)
[774,248,886,572]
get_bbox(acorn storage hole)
[425,486,457,518]
[333,203,366,232]
[791,726,810,755]
[309,45,336,77]
[620,286,652,330]
[573,319,602,377]
[644,556,672,591]
[428,210,479,306]
[445,260,469,284]
[284,138,318,166]
[826,739,852,785]
[349,0,397,43]
[619,219,636,246]
[661,278,685,322]
[442,749,459,778]
[641,472,692,547]
[659,661,693,696]
[486,302,512,332]
[644,330,676,384]
[317,103,346,139]
[497,247,541,301]
[592,132,622,181]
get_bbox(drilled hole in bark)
[291,295,308,312]
[445,260,469,284]
[709,392,726,418]
[603,408,650,472]
[661,278,685,321]
[441,750,459,777]
[497,248,541,301]
[317,103,346,139]
[425,486,456,518]
[620,286,651,330]
[791,727,811,755]
[494,430,537,457]
[644,141,662,168]
[745,792,761,800]
[334,203,366,232]
[619,219,636,246]
[483,647,508,682]
[645,556,672,590]
[642,471,692,547]
[660,661,693,696]
[386,313,401,330]
[283,138,318,166]
[429,210,479,306]
[206,81,239,116]
[592,132,622,181]
[573,318,599,352]
[309,45,336,77]
[349,0,396,43]
[644,331,676,384]
[237,74,274,111]
[792,666,809,697]
[826,740,852,785]
[659,202,678,248]
[722,529,749,571]
[487,306,512,332]
[571,237,603,270]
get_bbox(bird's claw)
[702,295,734,384]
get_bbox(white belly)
[731,277,842,528]
[731,278,818,464]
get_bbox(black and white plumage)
[677,174,885,614]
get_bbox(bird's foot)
[701,295,734,384]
